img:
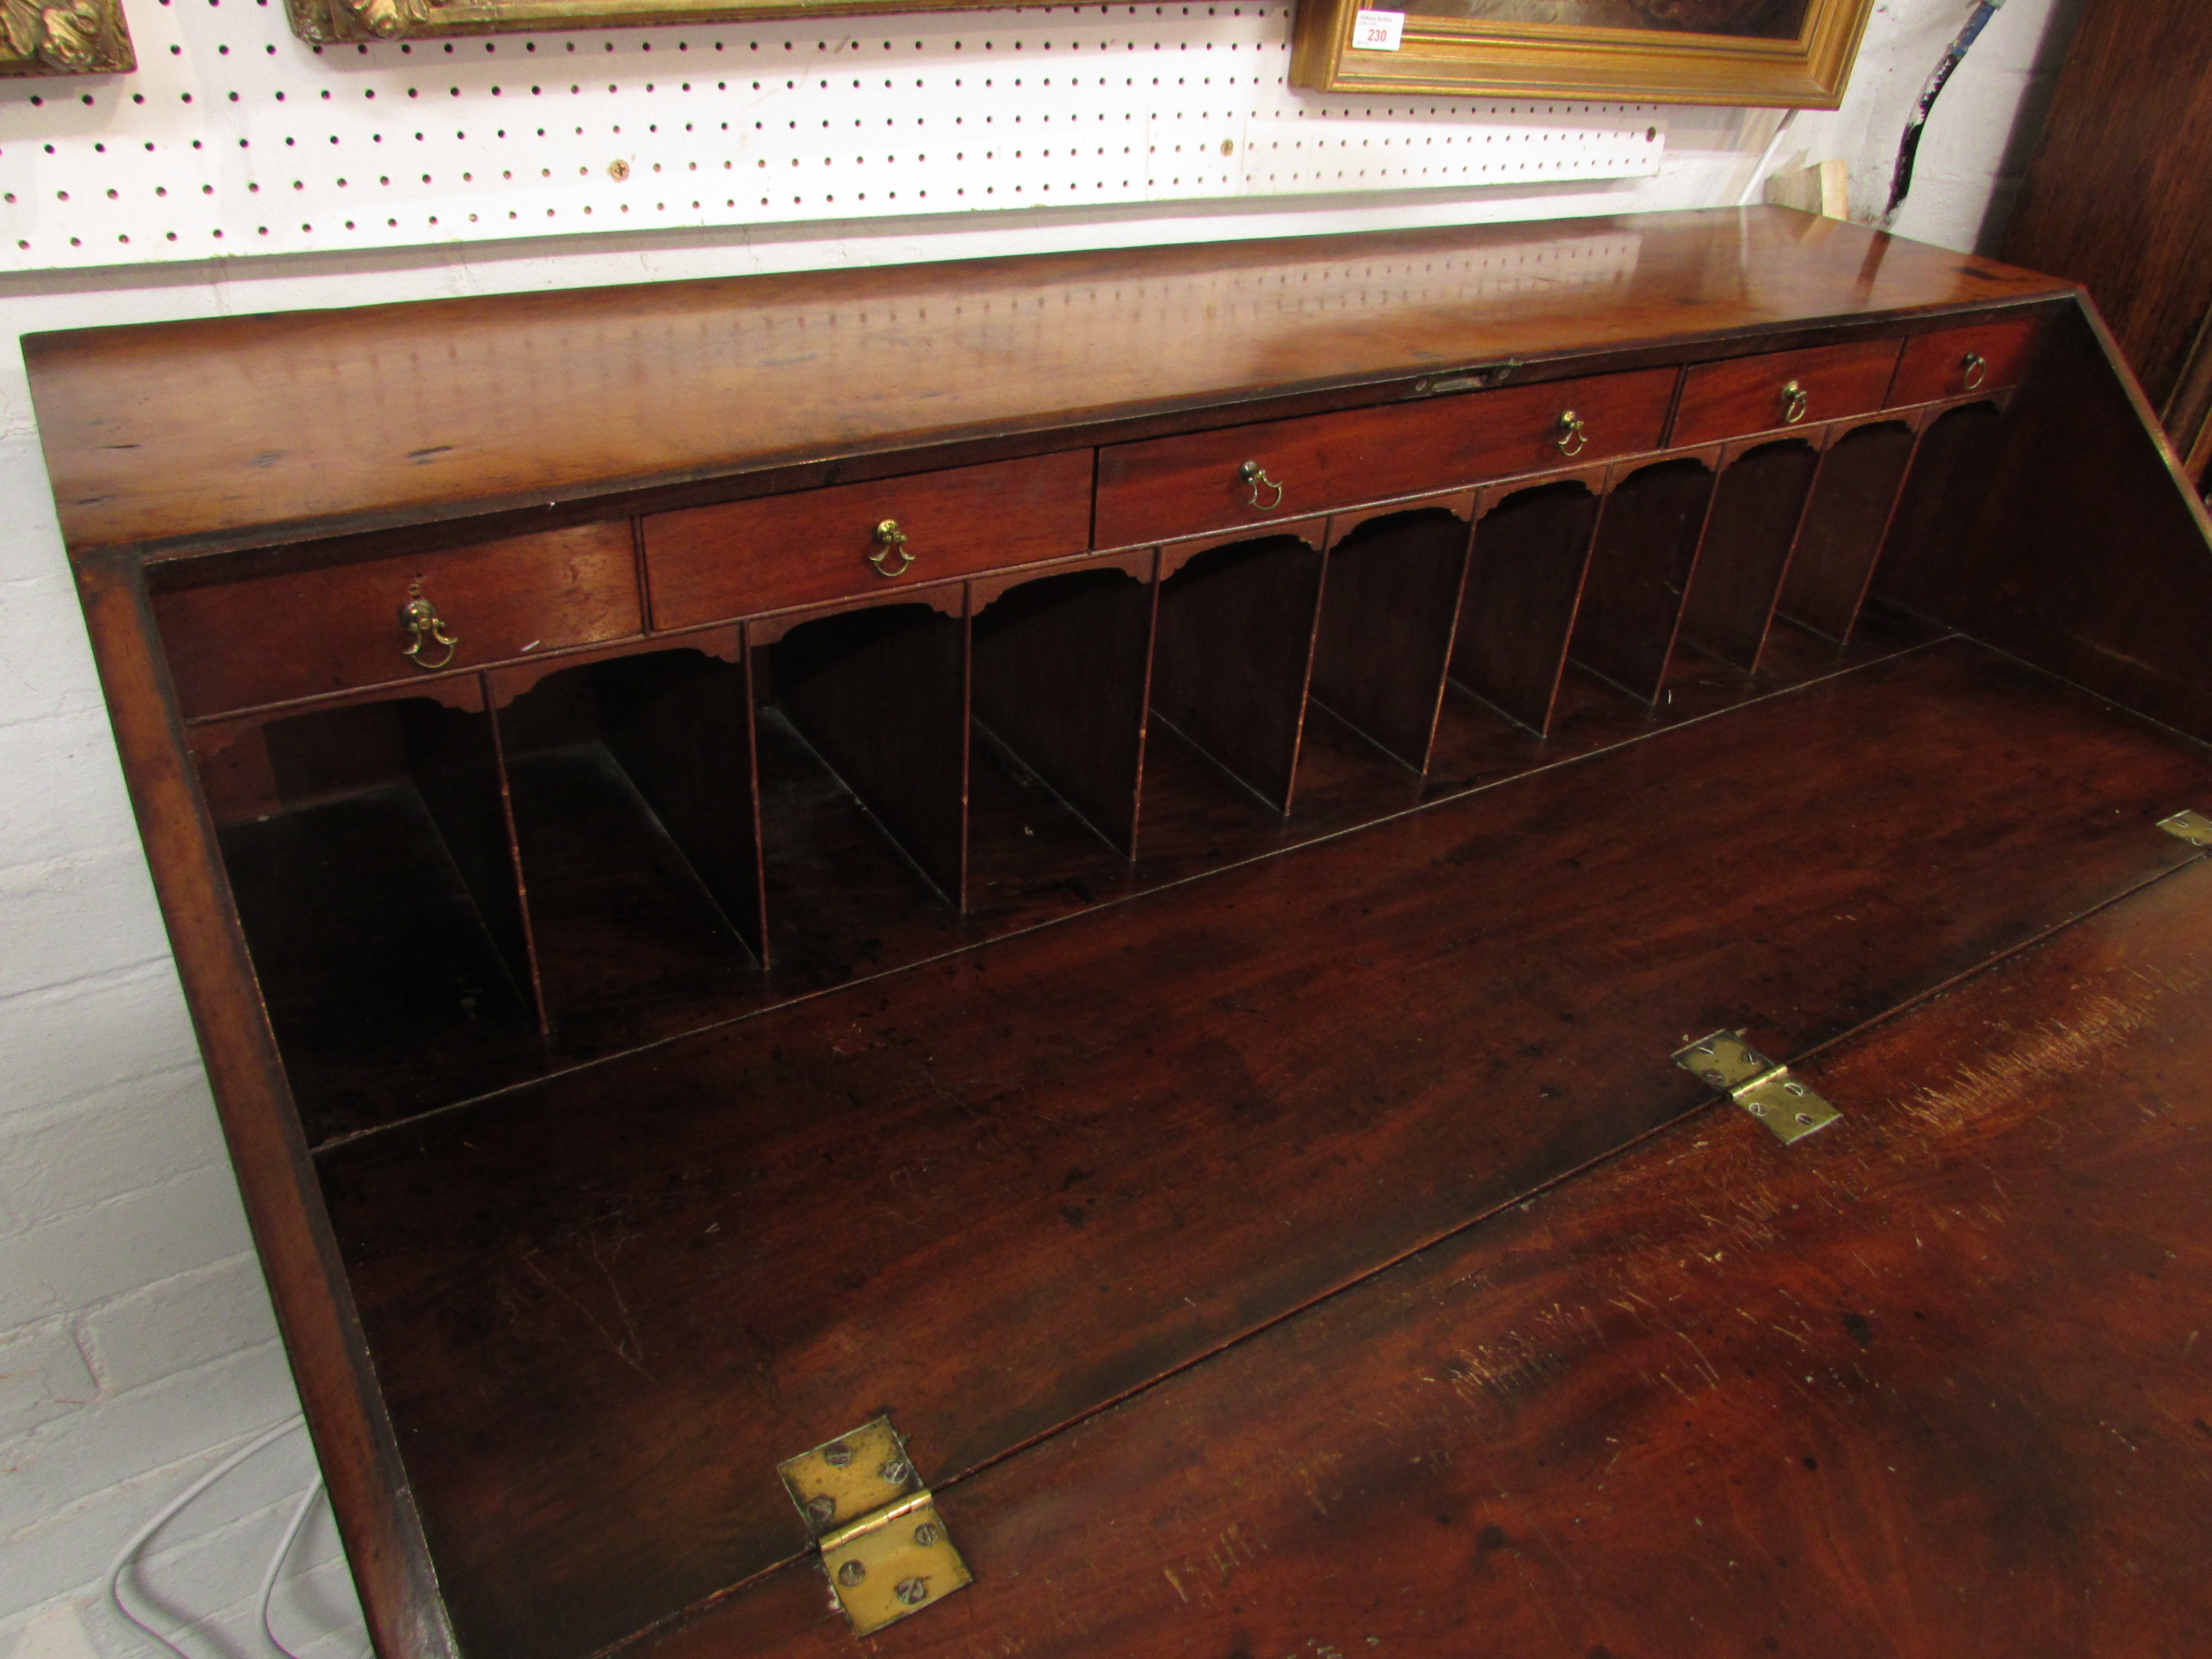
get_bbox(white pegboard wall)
[1,4,1666,276]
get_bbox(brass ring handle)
[1553,409,1588,457]
[1779,380,1811,425]
[869,519,915,578]
[1961,350,1988,390]
[398,581,458,671]
[1237,459,1286,512]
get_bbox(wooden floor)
[317,636,2212,1659]
[663,822,2212,1659]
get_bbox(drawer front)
[1887,315,2042,407]
[1094,367,1676,549]
[1672,338,1904,448]
[157,522,640,719]
[645,451,1094,630]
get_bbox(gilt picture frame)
[288,0,1021,45]
[1289,0,1879,106]
[1,0,134,75]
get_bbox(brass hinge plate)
[1675,1031,1841,1145]
[779,1417,971,1637]
[2158,808,2212,848]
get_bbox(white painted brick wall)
[0,2,2081,1653]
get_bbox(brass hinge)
[2157,808,2212,848]
[778,1416,971,1637]
[1675,1031,1841,1145]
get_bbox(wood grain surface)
[644,452,1092,630]
[665,838,2212,1659]
[1091,367,1672,550]
[24,210,2064,560]
[1672,335,1903,449]
[153,522,640,719]
[316,642,2211,1659]
[2001,0,2212,417]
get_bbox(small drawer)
[1094,367,1677,549]
[155,522,641,720]
[1672,338,1904,449]
[1887,315,2041,407]
[645,451,1093,630]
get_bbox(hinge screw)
[913,1521,941,1547]
[805,1495,837,1527]
[836,1559,867,1587]
[822,1441,854,1468]
[894,1578,929,1607]
[879,1456,912,1484]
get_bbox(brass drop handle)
[1961,350,1988,390]
[1553,409,1588,457]
[869,519,915,577]
[398,580,458,671]
[1237,459,1286,511]
[1779,379,1811,425]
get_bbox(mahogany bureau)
[25,207,2212,1658]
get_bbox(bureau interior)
[49,213,2212,1659]
[168,382,2018,1149]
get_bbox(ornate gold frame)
[1,0,134,74]
[1290,0,1877,106]
[287,0,1008,45]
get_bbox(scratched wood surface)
[662,832,2212,1659]
[316,641,2212,1659]
[24,210,2065,560]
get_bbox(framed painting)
[1289,0,1879,106]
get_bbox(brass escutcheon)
[398,580,458,671]
[1236,459,1286,511]
[1553,409,1588,457]
[1961,350,1988,390]
[1779,380,1810,425]
[869,519,915,577]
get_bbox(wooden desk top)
[23,207,2066,561]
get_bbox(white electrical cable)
[257,1473,327,1659]
[1738,108,1800,207]
[106,1418,306,1659]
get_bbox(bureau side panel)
[70,554,455,1659]
[1939,295,2212,741]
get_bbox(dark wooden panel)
[214,697,546,1146]
[153,523,640,719]
[1887,314,2043,407]
[26,213,2064,560]
[1094,368,1673,549]
[1673,336,1903,449]
[2001,0,2212,414]
[1869,401,2011,623]
[644,453,1092,630]
[1569,454,1717,702]
[1150,533,1326,814]
[1309,507,1473,772]
[319,643,2212,1659]
[671,853,2212,1659]
[759,599,971,907]
[73,558,460,1659]
[1901,302,2212,746]
[592,643,766,964]
[1677,436,1822,671]
[1451,478,1602,735]
[493,650,764,1047]
[971,562,1157,858]
[405,698,541,1028]
[1778,418,1918,644]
